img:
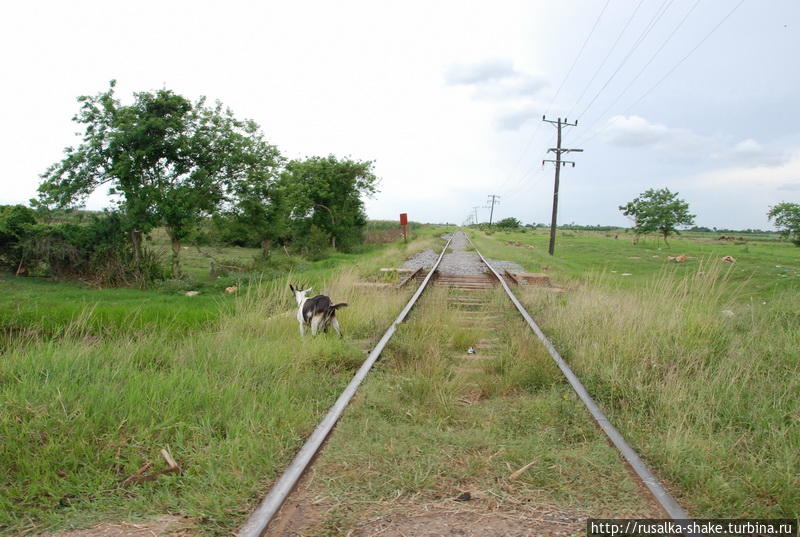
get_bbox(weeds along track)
[238,232,689,537]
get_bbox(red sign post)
[399,213,408,243]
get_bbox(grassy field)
[0,226,445,349]
[471,228,798,299]
[274,285,658,535]
[0,226,452,535]
[472,228,799,518]
[3,224,797,534]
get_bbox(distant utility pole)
[542,116,583,256]
[485,194,500,225]
[472,206,480,225]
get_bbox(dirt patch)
[266,493,587,537]
[350,509,583,537]
[263,499,330,537]
[43,516,192,537]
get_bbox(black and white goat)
[290,284,348,337]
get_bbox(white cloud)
[600,116,791,167]
[445,59,547,100]
[472,74,548,100]
[495,102,545,131]
[444,58,548,132]
[686,151,800,191]
[732,138,764,155]
[777,182,800,191]
[600,115,714,153]
[444,59,517,85]
[723,138,788,166]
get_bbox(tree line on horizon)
[471,187,799,246]
[0,82,378,284]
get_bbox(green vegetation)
[3,223,796,534]
[768,202,800,246]
[619,187,695,245]
[470,227,798,298]
[471,228,799,518]
[0,205,37,273]
[29,82,378,282]
[291,286,655,534]
[495,216,522,229]
[0,229,450,535]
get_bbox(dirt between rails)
[265,488,588,537]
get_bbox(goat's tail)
[330,302,348,310]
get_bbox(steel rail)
[237,236,453,537]
[468,236,694,526]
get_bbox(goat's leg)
[331,317,342,338]
[310,315,321,336]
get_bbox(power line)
[495,0,611,195]
[564,0,648,120]
[573,0,703,146]
[577,0,747,145]
[576,0,675,121]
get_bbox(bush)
[496,217,522,229]
[20,213,167,285]
[294,225,332,260]
[0,205,37,272]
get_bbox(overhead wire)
[575,0,675,121]
[493,0,612,196]
[564,0,648,120]
[576,0,747,145]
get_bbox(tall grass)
[0,265,414,535]
[301,287,655,535]
[519,262,800,517]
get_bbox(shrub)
[19,213,166,285]
[0,205,37,272]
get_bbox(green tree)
[0,205,37,273]
[37,81,281,276]
[496,217,522,229]
[767,202,800,246]
[221,153,287,258]
[619,188,695,245]
[283,156,378,251]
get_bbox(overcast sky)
[1,0,798,229]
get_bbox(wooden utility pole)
[486,194,500,225]
[542,116,582,256]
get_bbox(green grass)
[471,228,799,300]
[474,229,799,519]
[0,225,454,349]
[0,228,453,535]
[281,286,654,535]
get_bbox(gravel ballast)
[401,232,523,275]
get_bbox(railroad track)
[238,232,691,537]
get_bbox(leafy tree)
[37,81,281,276]
[619,188,695,245]
[221,154,287,258]
[496,217,522,229]
[283,156,378,251]
[767,202,800,246]
[0,205,37,273]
